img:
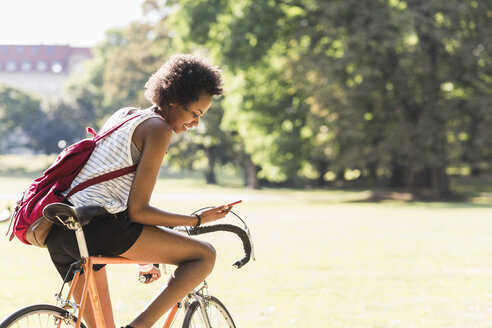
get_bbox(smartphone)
[227,200,242,207]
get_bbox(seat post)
[74,224,89,259]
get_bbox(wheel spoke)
[182,297,236,328]
[0,305,84,328]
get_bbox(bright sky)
[0,0,144,47]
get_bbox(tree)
[0,86,43,153]
[159,0,492,197]
[156,0,313,187]
[66,22,166,122]
[62,0,492,195]
[281,0,492,198]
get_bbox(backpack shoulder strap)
[66,164,137,198]
[94,112,143,142]
[67,111,144,197]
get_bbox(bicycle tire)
[182,296,236,328]
[0,304,86,328]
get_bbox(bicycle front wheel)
[182,296,236,328]
[0,304,86,328]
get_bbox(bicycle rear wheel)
[0,304,86,328]
[182,296,236,328]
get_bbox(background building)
[0,44,92,98]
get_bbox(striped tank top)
[65,107,162,213]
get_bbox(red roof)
[0,44,92,73]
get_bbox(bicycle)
[0,203,254,328]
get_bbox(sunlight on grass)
[1,191,492,327]
[1,158,492,327]
[0,154,56,177]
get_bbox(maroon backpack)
[7,113,142,245]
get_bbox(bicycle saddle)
[43,203,108,228]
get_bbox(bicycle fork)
[190,282,213,328]
[196,297,212,328]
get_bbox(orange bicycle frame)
[64,256,179,328]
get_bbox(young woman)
[45,54,230,328]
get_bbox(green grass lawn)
[1,166,492,327]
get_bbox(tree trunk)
[390,162,406,187]
[432,166,451,200]
[408,167,432,190]
[315,160,329,187]
[243,156,260,189]
[413,10,451,200]
[335,168,345,182]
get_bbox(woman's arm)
[127,117,229,226]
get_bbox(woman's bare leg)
[72,267,115,328]
[120,225,216,328]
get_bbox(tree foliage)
[0,86,95,154]
[0,86,43,152]
[2,0,491,198]
[152,0,492,196]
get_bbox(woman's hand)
[138,266,161,284]
[196,205,232,225]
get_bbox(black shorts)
[45,210,144,281]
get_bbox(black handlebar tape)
[187,224,252,268]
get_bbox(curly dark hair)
[144,54,224,109]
